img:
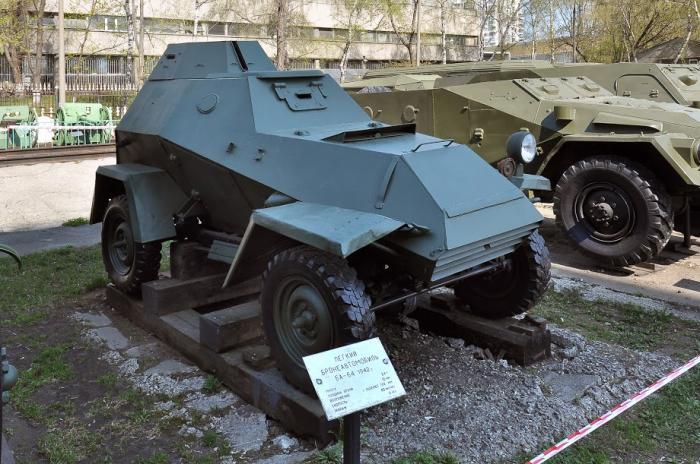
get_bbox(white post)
[58,0,66,106]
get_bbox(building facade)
[2,0,480,90]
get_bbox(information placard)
[303,338,406,420]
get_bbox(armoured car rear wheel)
[452,230,550,318]
[101,195,161,295]
[553,157,673,267]
[261,245,375,393]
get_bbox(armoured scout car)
[90,41,550,391]
[347,73,700,266]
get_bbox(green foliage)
[544,369,700,463]
[11,345,74,421]
[392,451,460,464]
[38,424,102,464]
[201,375,222,394]
[532,288,700,359]
[62,217,90,227]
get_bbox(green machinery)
[54,103,112,146]
[0,106,37,149]
[91,41,551,391]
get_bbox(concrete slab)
[87,326,129,350]
[212,404,269,452]
[144,359,197,376]
[184,391,239,413]
[72,311,112,327]
[542,372,600,403]
[0,156,114,232]
[0,223,101,256]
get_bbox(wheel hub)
[575,184,635,243]
[108,219,134,275]
[274,279,333,367]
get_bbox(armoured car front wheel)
[101,195,162,295]
[452,230,551,318]
[553,157,673,267]
[260,245,375,393]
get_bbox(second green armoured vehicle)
[347,74,700,267]
[359,61,700,107]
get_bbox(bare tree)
[334,0,377,81]
[382,0,419,64]
[29,0,47,90]
[0,0,29,94]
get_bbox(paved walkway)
[0,223,101,256]
[0,156,114,232]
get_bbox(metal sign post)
[343,412,361,463]
[303,338,406,464]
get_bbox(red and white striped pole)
[527,354,700,464]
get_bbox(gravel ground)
[361,319,679,463]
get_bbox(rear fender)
[90,163,188,243]
[223,202,406,287]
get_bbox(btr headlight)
[506,131,537,164]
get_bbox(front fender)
[90,163,188,243]
[223,202,406,287]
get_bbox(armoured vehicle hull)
[90,41,550,391]
[358,61,700,107]
[347,74,700,266]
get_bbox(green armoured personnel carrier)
[90,41,550,391]
[54,103,112,146]
[359,60,700,107]
[0,106,37,149]
[347,74,700,267]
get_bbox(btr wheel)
[260,245,375,393]
[101,194,161,295]
[453,230,550,318]
[553,157,673,266]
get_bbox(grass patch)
[391,451,460,464]
[532,287,700,358]
[136,451,169,464]
[309,442,342,463]
[202,375,222,394]
[0,245,106,326]
[38,424,102,464]
[62,217,89,227]
[11,345,74,421]
[536,367,700,464]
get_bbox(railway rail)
[0,143,115,167]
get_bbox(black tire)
[101,194,161,295]
[453,230,551,318]
[260,245,375,392]
[553,157,673,267]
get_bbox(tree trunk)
[193,0,199,37]
[137,0,145,85]
[440,4,447,64]
[124,0,135,86]
[275,0,288,69]
[339,39,351,83]
[4,46,24,95]
[33,0,47,91]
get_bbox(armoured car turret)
[90,41,550,391]
[347,74,700,266]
